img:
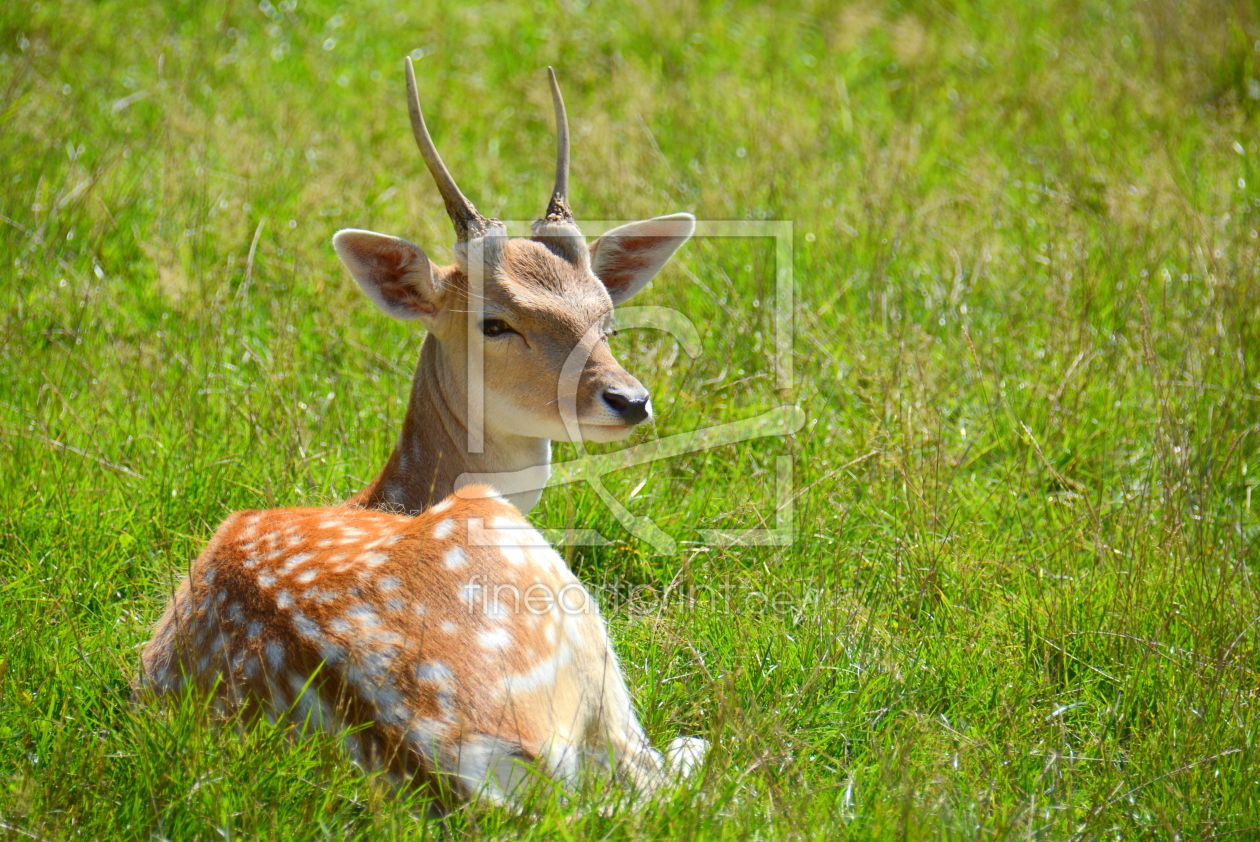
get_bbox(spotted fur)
[136,486,705,808]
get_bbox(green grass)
[2,0,1259,837]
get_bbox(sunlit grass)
[2,0,1259,838]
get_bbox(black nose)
[602,386,650,425]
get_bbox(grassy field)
[2,0,1259,837]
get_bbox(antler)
[544,67,573,223]
[405,56,495,241]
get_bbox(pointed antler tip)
[402,56,487,241]
[544,65,572,223]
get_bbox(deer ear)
[332,229,443,320]
[588,213,695,305]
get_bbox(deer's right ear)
[332,229,443,320]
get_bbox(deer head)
[334,60,694,451]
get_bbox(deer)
[134,59,706,810]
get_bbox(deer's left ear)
[588,213,695,305]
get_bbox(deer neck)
[348,334,551,515]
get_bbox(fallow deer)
[135,59,706,808]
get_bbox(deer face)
[332,214,694,444]
[332,60,694,446]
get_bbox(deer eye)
[481,318,515,338]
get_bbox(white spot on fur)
[343,651,398,707]
[265,640,285,672]
[288,671,309,699]
[258,574,277,588]
[347,604,382,628]
[276,589,293,610]
[443,546,467,570]
[357,551,389,568]
[374,630,405,648]
[415,662,453,683]
[499,543,526,567]
[433,519,454,539]
[378,576,401,591]
[281,552,315,574]
[478,628,512,650]
[247,620,263,638]
[491,515,521,533]
[296,568,319,585]
[503,641,572,695]
[430,498,453,514]
[290,610,322,640]
[441,621,458,634]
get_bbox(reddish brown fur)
[136,487,695,805]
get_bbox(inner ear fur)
[332,229,443,320]
[588,213,695,305]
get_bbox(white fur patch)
[281,552,315,574]
[478,628,512,650]
[443,546,468,570]
[264,640,285,672]
[347,604,382,628]
[357,551,389,568]
[502,641,571,695]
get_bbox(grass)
[2,0,1259,837]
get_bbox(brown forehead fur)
[453,238,612,330]
[498,239,600,297]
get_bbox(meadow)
[2,0,1259,837]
